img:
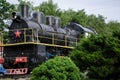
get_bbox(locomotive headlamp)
[12,12,16,19]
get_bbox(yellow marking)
[0,42,74,49]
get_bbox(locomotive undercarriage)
[1,43,70,75]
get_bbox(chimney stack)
[54,17,61,28]
[20,4,29,18]
[46,16,55,26]
[32,12,45,24]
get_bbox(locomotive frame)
[0,4,96,75]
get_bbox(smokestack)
[54,17,61,28]
[32,12,45,24]
[46,16,55,26]
[20,4,29,18]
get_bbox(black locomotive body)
[1,4,96,74]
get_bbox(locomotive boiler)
[0,4,96,75]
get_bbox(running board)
[5,68,28,75]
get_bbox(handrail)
[0,28,78,48]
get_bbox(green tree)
[72,9,88,26]
[60,9,76,26]
[70,34,120,79]
[31,56,84,80]
[86,14,107,34]
[0,0,15,31]
[35,0,61,16]
[107,21,120,35]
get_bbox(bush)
[30,56,84,80]
[70,34,120,79]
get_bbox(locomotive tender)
[0,4,96,75]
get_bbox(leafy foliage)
[107,21,120,36]
[31,56,84,80]
[0,0,15,30]
[86,14,107,34]
[112,30,120,40]
[70,34,120,79]
[35,0,61,16]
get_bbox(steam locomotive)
[0,4,96,75]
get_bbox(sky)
[6,0,120,22]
